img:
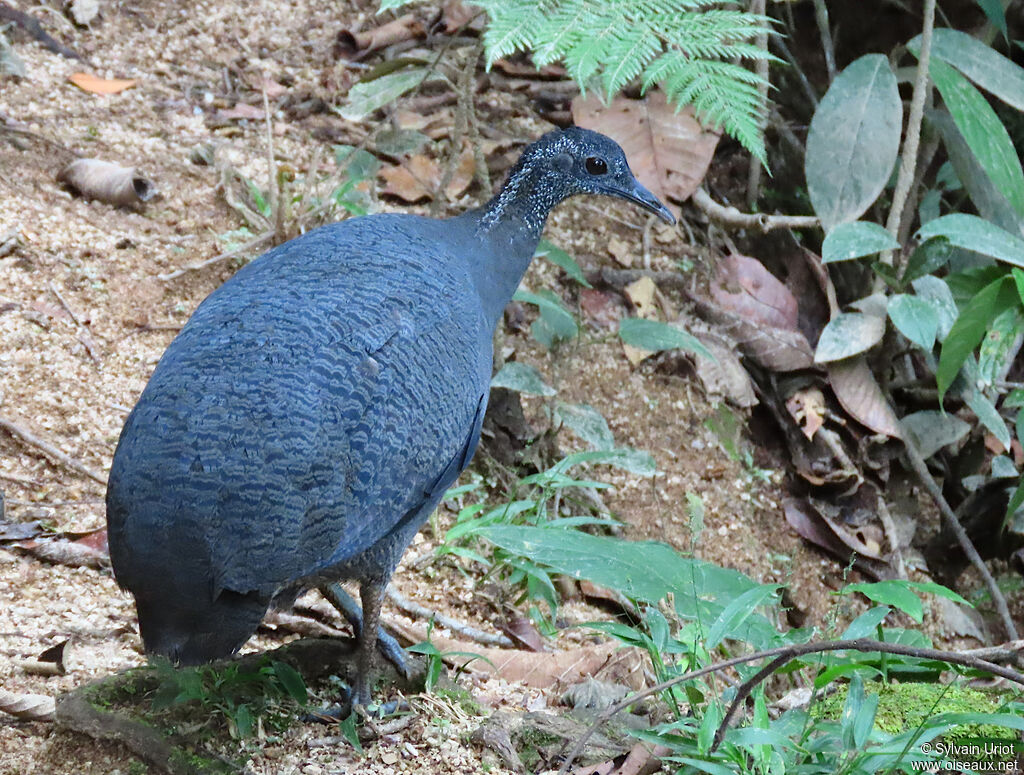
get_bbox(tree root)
[54,638,424,775]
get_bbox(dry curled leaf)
[0,689,55,721]
[58,159,155,207]
[68,72,138,94]
[334,14,424,59]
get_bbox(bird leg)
[319,583,409,683]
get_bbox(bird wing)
[109,217,490,599]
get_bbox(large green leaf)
[912,28,1024,111]
[491,362,556,396]
[480,525,758,606]
[814,312,886,362]
[554,402,614,449]
[936,276,1017,399]
[805,55,902,231]
[901,410,970,458]
[618,318,711,358]
[911,276,958,340]
[917,214,1024,269]
[927,58,1024,216]
[887,294,939,351]
[928,110,1023,235]
[822,221,899,263]
[339,68,429,121]
[535,240,591,287]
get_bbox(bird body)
[107,127,673,702]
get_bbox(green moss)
[813,681,1016,759]
[516,725,564,770]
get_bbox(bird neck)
[463,161,570,327]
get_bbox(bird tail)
[134,587,270,665]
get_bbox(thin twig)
[902,439,1018,639]
[48,282,81,327]
[385,588,513,648]
[556,638,1024,774]
[692,187,820,232]
[812,0,836,81]
[0,417,105,486]
[157,231,275,281]
[262,90,286,244]
[877,0,936,289]
[745,0,769,211]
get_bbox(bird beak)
[611,179,676,225]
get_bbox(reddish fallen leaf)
[579,289,623,330]
[216,103,266,121]
[573,92,719,219]
[711,253,799,331]
[497,616,545,652]
[14,528,109,569]
[68,72,138,94]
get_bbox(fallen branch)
[0,2,81,60]
[903,440,1018,640]
[692,187,819,233]
[0,416,105,485]
[556,638,1024,774]
[386,587,513,648]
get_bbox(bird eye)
[585,156,608,175]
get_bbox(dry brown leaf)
[445,148,476,199]
[786,387,826,440]
[624,276,657,319]
[410,632,646,690]
[692,334,758,408]
[497,616,545,652]
[0,689,55,721]
[572,92,720,219]
[68,72,138,94]
[607,236,632,267]
[380,155,439,202]
[827,356,903,439]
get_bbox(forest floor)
[0,1,986,774]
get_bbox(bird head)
[519,126,675,225]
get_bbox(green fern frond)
[601,26,661,95]
[468,0,772,164]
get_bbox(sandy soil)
[0,1,886,773]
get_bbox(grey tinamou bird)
[106,126,673,705]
